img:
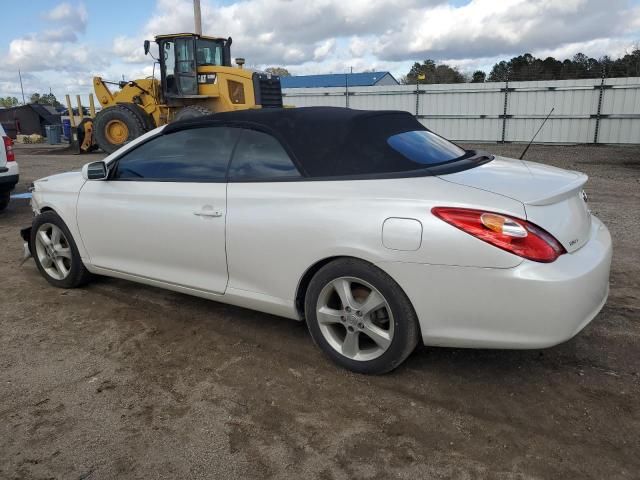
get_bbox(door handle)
[194,208,223,218]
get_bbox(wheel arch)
[295,255,407,321]
[33,204,89,260]
[36,205,59,217]
[296,256,349,319]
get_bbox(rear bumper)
[0,173,19,190]
[378,215,612,349]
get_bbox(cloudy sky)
[1,0,639,101]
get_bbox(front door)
[175,37,198,95]
[160,37,198,97]
[77,126,240,294]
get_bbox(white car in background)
[21,107,612,374]
[0,124,19,211]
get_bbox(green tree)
[29,92,63,108]
[486,51,611,81]
[607,48,640,77]
[265,67,291,77]
[0,97,19,107]
[405,59,465,84]
[470,70,486,83]
[488,60,511,82]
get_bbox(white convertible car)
[21,107,612,374]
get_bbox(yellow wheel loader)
[82,34,283,153]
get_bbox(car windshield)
[196,39,223,66]
[387,130,467,166]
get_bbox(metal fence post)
[415,81,420,117]
[501,80,509,143]
[345,74,349,108]
[593,70,606,144]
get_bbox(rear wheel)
[173,105,212,121]
[93,105,146,154]
[31,211,92,288]
[305,258,420,374]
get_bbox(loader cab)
[154,34,231,100]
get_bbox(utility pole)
[18,69,26,104]
[193,0,202,35]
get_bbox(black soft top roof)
[165,107,432,178]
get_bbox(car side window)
[112,127,239,182]
[228,129,300,180]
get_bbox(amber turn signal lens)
[480,213,528,238]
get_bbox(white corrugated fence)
[283,77,640,144]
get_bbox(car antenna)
[519,107,554,160]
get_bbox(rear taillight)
[432,207,565,263]
[3,136,15,162]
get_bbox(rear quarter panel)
[226,176,526,307]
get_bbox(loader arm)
[93,77,116,107]
[93,76,164,127]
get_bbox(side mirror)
[82,161,108,181]
[144,40,150,56]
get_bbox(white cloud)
[136,0,635,71]
[6,36,106,73]
[1,1,106,101]
[374,0,634,61]
[112,35,149,64]
[43,2,88,34]
[626,6,640,31]
[1,0,638,100]
[349,37,371,58]
[6,2,98,73]
[314,39,336,61]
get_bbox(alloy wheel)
[315,276,394,361]
[34,223,72,281]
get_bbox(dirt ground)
[1,142,638,479]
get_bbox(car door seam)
[75,180,94,263]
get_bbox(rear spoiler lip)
[525,173,588,206]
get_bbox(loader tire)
[173,105,213,121]
[77,118,98,153]
[93,105,146,154]
[118,103,156,132]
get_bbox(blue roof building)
[281,71,399,88]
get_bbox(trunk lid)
[439,155,592,253]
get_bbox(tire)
[118,103,155,132]
[93,105,146,154]
[173,105,213,121]
[305,258,420,374]
[77,118,99,153]
[30,211,92,289]
[0,191,9,211]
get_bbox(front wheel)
[31,211,92,288]
[305,258,420,374]
[93,105,146,154]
